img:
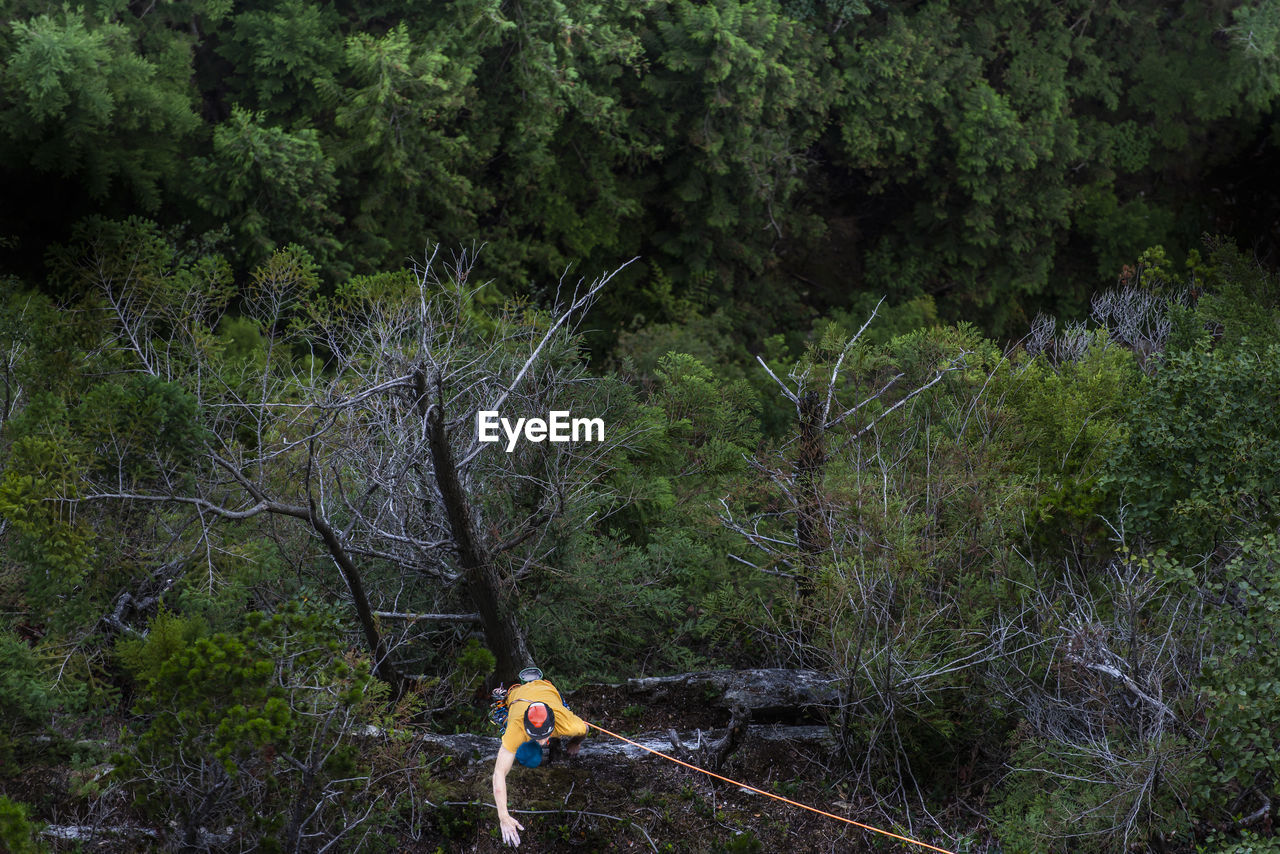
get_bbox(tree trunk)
[305,505,407,698]
[210,455,406,697]
[418,369,534,683]
[794,390,829,599]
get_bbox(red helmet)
[524,702,555,739]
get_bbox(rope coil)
[587,722,957,854]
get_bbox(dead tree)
[722,309,1029,832]
[66,234,637,688]
[728,301,957,599]
[419,366,533,681]
[301,249,639,683]
[986,545,1210,851]
[64,243,408,693]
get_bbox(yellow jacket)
[500,680,588,753]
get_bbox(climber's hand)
[500,815,524,847]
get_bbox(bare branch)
[824,297,883,422]
[847,368,951,441]
[462,257,638,465]
[75,492,274,521]
[754,354,801,406]
[372,611,481,623]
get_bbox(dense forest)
[2,0,1280,851]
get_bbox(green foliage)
[173,539,298,631]
[1229,1,1280,108]
[1192,239,1280,353]
[115,609,209,687]
[0,631,53,760]
[714,829,764,853]
[650,353,762,483]
[635,0,835,287]
[0,7,198,206]
[434,801,481,839]
[328,16,489,266]
[1075,183,1177,280]
[47,216,236,349]
[450,639,496,695]
[827,1,1280,329]
[72,374,206,483]
[992,731,1194,854]
[0,290,73,416]
[216,315,267,367]
[0,795,46,854]
[216,0,343,117]
[116,601,381,847]
[0,398,95,612]
[1005,336,1140,536]
[824,294,941,347]
[3,0,1279,337]
[521,351,768,678]
[1202,830,1280,854]
[193,109,340,271]
[524,530,709,682]
[127,630,285,779]
[833,2,1081,324]
[1,4,1280,839]
[1160,537,1280,826]
[0,284,214,624]
[1102,344,1280,552]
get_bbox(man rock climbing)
[491,675,589,847]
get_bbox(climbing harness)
[587,722,958,854]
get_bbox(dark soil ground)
[412,680,975,853]
[418,729,949,853]
[4,679,981,853]
[566,681,733,734]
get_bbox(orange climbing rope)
[587,722,958,854]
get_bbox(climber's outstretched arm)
[492,746,524,846]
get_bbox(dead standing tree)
[296,249,640,683]
[729,303,956,599]
[70,232,636,688]
[720,311,1023,833]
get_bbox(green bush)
[0,632,52,759]
[114,601,384,849]
[115,609,209,686]
[0,796,45,854]
[1102,345,1280,552]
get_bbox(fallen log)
[43,823,232,847]
[43,824,160,842]
[582,668,841,721]
[415,724,835,765]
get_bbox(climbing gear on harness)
[488,685,509,728]
[524,702,554,739]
